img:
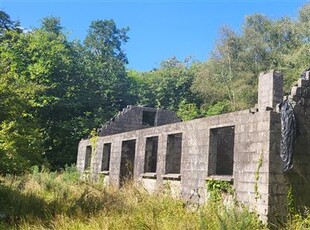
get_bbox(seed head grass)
[0,166,307,229]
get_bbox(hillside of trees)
[0,3,310,174]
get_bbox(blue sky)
[0,0,308,71]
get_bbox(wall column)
[258,71,283,110]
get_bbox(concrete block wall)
[98,106,181,136]
[268,112,286,223]
[76,70,310,224]
[267,72,310,224]
[268,73,310,224]
[77,108,274,221]
[233,112,272,221]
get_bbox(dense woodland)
[0,4,310,175]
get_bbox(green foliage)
[206,179,234,203]
[206,100,230,116]
[0,29,45,174]
[0,10,21,35]
[83,19,134,125]
[204,179,266,229]
[131,57,202,113]
[12,28,80,169]
[41,16,63,34]
[0,119,43,175]
[289,212,310,230]
[177,99,200,121]
[84,19,129,63]
[199,203,265,230]
[207,179,234,194]
[59,164,81,183]
[0,11,133,172]
[192,4,310,111]
[287,185,296,215]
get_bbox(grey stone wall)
[98,106,181,136]
[77,108,274,221]
[268,73,310,223]
[76,71,310,224]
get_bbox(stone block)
[142,178,157,193]
[247,131,270,142]
[304,71,310,80]
[235,182,268,196]
[268,194,287,206]
[302,87,310,98]
[249,107,259,114]
[291,86,302,97]
[235,133,247,143]
[257,121,270,131]
[270,184,289,195]
[298,79,310,87]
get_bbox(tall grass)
[0,167,307,229]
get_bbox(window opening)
[144,136,158,173]
[101,143,111,171]
[84,146,92,170]
[209,126,235,176]
[142,111,156,126]
[120,140,136,185]
[165,133,182,174]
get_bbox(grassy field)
[0,166,309,229]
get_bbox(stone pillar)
[134,133,145,179]
[258,71,283,110]
[77,140,89,173]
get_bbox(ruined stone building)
[76,70,310,224]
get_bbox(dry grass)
[3,166,305,229]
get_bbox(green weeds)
[0,168,309,229]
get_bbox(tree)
[192,5,310,114]
[0,10,21,35]
[0,14,93,171]
[131,57,202,116]
[0,16,135,171]
[84,19,129,64]
[177,100,199,121]
[41,17,63,35]
[191,27,255,113]
[83,20,134,124]
[0,29,44,174]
